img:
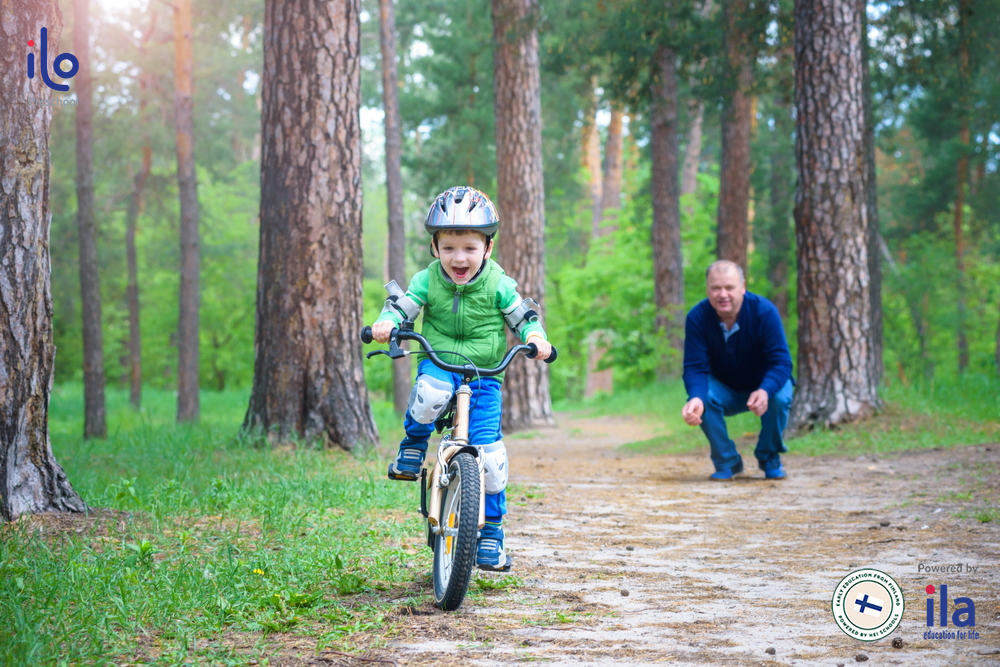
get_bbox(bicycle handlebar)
[361,325,557,378]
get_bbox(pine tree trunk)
[650,46,684,376]
[598,105,624,236]
[491,0,554,430]
[125,125,151,410]
[681,99,704,197]
[954,0,972,375]
[861,0,883,387]
[74,0,106,438]
[173,0,200,422]
[767,100,793,319]
[716,0,752,272]
[244,0,379,449]
[379,0,411,415]
[791,0,880,429]
[1,0,88,521]
[584,96,603,244]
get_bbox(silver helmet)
[424,186,500,239]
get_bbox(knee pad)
[477,441,508,494]
[407,374,453,424]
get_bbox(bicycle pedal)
[386,466,419,482]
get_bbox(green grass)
[556,374,1000,457]
[1,385,425,666]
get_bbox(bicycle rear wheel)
[432,451,480,611]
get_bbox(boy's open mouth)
[452,266,469,280]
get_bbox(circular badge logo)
[831,568,905,641]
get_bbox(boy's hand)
[527,334,551,361]
[682,397,704,426]
[371,320,395,344]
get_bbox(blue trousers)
[699,376,794,472]
[403,359,506,523]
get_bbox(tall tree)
[583,92,603,243]
[650,45,684,374]
[173,0,200,422]
[953,0,972,374]
[598,104,625,236]
[681,97,704,197]
[716,0,753,272]
[1,0,87,520]
[379,0,411,415]
[491,0,555,430]
[74,0,106,438]
[244,0,379,448]
[860,0,883,385]
[791,0,880,429]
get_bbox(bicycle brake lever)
[366,350,390,359]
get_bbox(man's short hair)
[705,260,745,283]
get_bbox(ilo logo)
[925,584,976,627]
[26,27,79,92]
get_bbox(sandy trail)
[384,414,1000,666]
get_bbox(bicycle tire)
[432,452,480,611]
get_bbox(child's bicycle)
[360,320,556,611]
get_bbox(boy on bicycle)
[369,186,552,572]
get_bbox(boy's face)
[433,231,492,285]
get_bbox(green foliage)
[0,387,421,666]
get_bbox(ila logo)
[925,584,975,627]
[26,27,79,92]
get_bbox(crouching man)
[680,261,794,480]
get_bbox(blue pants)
[700,376,794,472]
[403,359,507,522]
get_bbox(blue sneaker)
[387,438,427,481]
[709,460,744,481]
[759,457,786,480]
[477,523,512,572]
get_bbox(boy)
[370,186,552,572]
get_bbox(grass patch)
[557,375,1000,457]
[1,385,427,666]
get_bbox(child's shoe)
[387,437,427,481]
[476,523,512,572]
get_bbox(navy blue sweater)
[682,291,793,402]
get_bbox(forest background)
[46,0,1000,422]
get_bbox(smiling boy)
[369,186,551,571]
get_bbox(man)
[681,260,794,480]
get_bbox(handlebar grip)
[526,343,558,363]
[360,326,373,344]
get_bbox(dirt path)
[384,414,1000,666]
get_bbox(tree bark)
[583,95,603,246]
[716,0,752,272]
[681,99,704,197]
[650,46,684,376]
[74,0,106,438]
[1,0,88,520]
[245,0,379,449]
[598,105,624,237]
[173,0,200,422]
[125,91,151,410]
[491,0,554,430]
[379,0,411,415]
[767,100,793,319]
[954,0,972,375]
[861,0,882,387]
[791,0,880,430]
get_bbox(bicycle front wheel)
[432,451,481,611]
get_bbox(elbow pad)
[502,297,540,337]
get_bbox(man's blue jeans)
[700,376,794,472]
[403,359,506,522]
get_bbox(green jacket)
[375,259,546,380]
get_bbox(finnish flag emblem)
[853,593,885,617]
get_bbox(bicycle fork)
[425,383,487,536]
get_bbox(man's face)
[434,231,492,285]
[706,268,746,320]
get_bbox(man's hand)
[747,389,769,417]
[371,320,395,344]
[682,397,705,426]
[527,335,551,361]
